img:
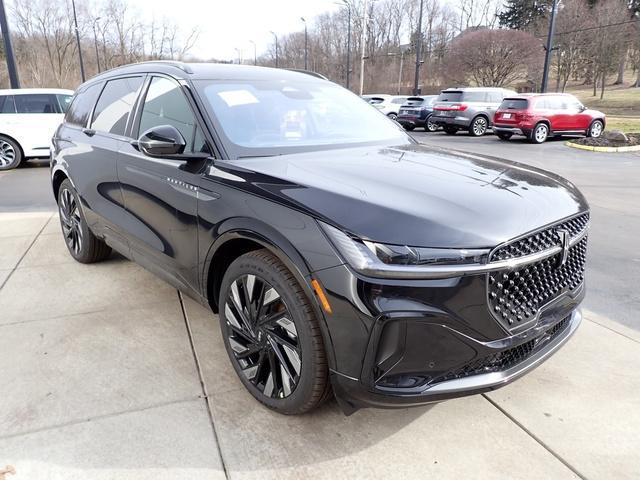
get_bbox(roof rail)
[135,60,194,74]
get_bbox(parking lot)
[1,136,639,479]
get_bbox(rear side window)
[66,83,102,127]
[461,91,487,102]
[391,97,407,104]
[14,94,58,113]
[138,76,200,153]
[500,99,528,110]
[92,76,144,136]
[56,94,73,113]
[437,91,463,102]
[0,95,16,113]
[486,91,504,103]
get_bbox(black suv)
[51,62,588,415]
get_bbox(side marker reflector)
[311,279,332,314]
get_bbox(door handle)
[82,128,96,137]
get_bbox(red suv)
[493,93,605,144]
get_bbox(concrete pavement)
[0,211,638,479]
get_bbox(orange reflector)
[311,279,332,314]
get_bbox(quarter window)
[0,95,16,114]
[56,94,73,113]
[138,77,202,154]
[14,94,58,114]
[66,83,102,127]
[92,77,144,136]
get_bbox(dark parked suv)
[51,62,588,415]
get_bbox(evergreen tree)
[498,0,552,29]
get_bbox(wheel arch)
[0,132,25,160]
[52,169,70,201]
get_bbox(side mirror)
[580,105,587,112]
[136,125,186,157]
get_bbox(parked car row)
[364,88,606,144]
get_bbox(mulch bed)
[572,134,640,148]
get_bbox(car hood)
[226,144,588,248]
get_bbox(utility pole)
[301,17,308,70]
[336,1,351,90]
[270,31,279,68]
[93,17,102,73]
[359,0,368,95]
[0,0,19,88]
[541,0,559,93]
[413,0,424,95]
[71,0,85,82]
[249,40,257,65]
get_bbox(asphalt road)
[1,136,638,331]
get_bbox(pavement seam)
[482,394,588,480]
[0,396,201,441]
[0,213,53,291]
[584,317,639,345]
[178,290,230,479]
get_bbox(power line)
[553,18,637,36]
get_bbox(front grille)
[488,213,588,331]
[439,316,571,383]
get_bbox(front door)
[118,75,211,294]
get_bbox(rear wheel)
[496,132,512,141]
[219,249,330,414]
[530,123,549,144]
[0,136,22,171]
[57,179,112,263]
[587,119,604,138]
[469,116,488,136]
[387,112,398,121]
[443,125,458,135]
[425,117,438,132]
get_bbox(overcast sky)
[131,0,346,61]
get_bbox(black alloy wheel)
[219,249,330,414]
[57,179,112,263]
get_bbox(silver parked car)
[431,87,516,136]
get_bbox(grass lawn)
[605,117,640,133]
[566,82,639,117]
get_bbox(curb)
[565,141,640,153]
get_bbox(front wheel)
[219,249,330,414]
[0,136,22,171]
[587,119,604,138]
[530,123,549,144]
[57,179,112,263]
[425,118,438,132]
[387,112,398,121]
[443,126,458,135]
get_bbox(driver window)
[139,77,207,154]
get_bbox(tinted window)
[437,91,463,102]
[391,97,408,104]
[14,94,57,113]
[66,83,102,127]
[487,91,504,103]
[139,77,200,153]
[461,91,487,102]
[545,96,564,110]
[0,95,16,114]
[92,77,144,136]
[56,94,73,113]
[368,97,385,104]
[499,99,528,110]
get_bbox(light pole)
[0,0,19,88]
[301,17,308,70]
[234,48,242,65]
[270,31,279,68]
[359,0,368,95]
[413,0,424,95]
[71,0,85,82]
[93,17,102,74]
[336,1,351,90]
[249,40,257,66]
[541,0,559,93]
[388,51,405,95]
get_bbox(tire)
[57,179,112,263]
[0,135,22,171]
[425,117,438,132]
[443,125,458,135]
[469,116,488,136]
[387,112,398,121]
[530,123,549,144]
[496,132,512,141]
[219,249,330,414]
[403,125,415,131]
[587,119,604,138]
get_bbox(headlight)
[320,222,490,279]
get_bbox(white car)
[0,88,73,170]
[362,94,408,120]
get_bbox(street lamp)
[0,0,19,88]
[249,40,257,66]
[541,0,559,93]
[234,47,242,65]
[270,31,279,68]
[301,17,308,70]
[359,0,368,95]
[71,0,85,82]
[388,51,405,95]
[93,17,102,74]
[413,0,424,95]
[335,1,351,90]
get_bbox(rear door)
[118,75,212,293]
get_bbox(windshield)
[195,80,408,156]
